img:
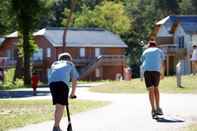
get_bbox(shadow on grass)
[0,90,50,98]
[156,116,185,123]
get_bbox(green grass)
[0,99,109,131]
[183,123,197,131]
[90,75,197,94]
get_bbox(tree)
[10,0,52,84]
[154,0,180,16]
[72,1,131,35]
[0,0,16,35]
[62,0,77,52]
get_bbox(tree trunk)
[23,31,31,85]
[62,0,76,52]
[13,48,23,81]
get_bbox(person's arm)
[70,79,77,98]
[160,61,165,80]
[70,63,79,99]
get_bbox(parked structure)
[0,27,127,81]
[151,15,197,75]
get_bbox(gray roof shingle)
[33,27,127,48]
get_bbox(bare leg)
[54,104,65,127]
[154,87,160,109]
[148,87,156,111]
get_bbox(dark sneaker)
[156,107,163,115]
[52,127,62,131]
[152,110,158,119]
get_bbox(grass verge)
[0,99,109,131]
[89,75,197,94]
[183,123,197,131]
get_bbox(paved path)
[7,85,197,131]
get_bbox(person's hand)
[160,75,164,80]
[70,94,77,99]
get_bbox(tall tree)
[72,1,131,35]
[0,0,16,35]
[63,0,77,52]
[10,0,51,84]
[155,0,180,16]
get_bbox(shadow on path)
[0,90,50,98]
[156,116,185,123]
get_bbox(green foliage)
[73,1,131,34]
[14,78,24,88]
[0,68,24,90]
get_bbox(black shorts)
[144,71,160,88]
[49,81,69,105]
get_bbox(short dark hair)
[59,55,71,61]
[58,52,72,61]
[193,44,197,48]
[148,41,157,47]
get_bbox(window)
[178,36,184,48]
[80,48,85,57]
[47,48,51,58]
[95,48,100,57]
[32,48,43,60]
[6,49,11,59]
[95,68,100,77]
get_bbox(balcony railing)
[159,44,177,54]
[73,55,125,65]
[0,57,16,68]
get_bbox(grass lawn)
[90,75,197,94]
[0,99,109,131]
[183,123,197,131]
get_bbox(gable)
[157,25,172,37]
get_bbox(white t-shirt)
[191,48,197,61]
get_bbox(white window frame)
[80,48,85,57]
[6,49,11,59]
[95,48,100,57]
[32,48,43,60]
[47,48,51,58]
[95,68,100,77]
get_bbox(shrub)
[0,68,24,90]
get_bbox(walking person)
[48,52,79,131]
[31,70,39,96]
[191,44,197,75]
[141,40,165,119]
[176,61,183,88]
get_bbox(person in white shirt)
[176,61,183,88]
[191,44,197,75]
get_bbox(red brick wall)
[0,38,18,57]
[102,65,124,80]
[102,48,125,55]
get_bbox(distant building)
[150,15,197,75]
[0,27,128,81]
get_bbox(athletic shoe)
[52,127,62,131]
[152,110,158,119]
[156,107,163,115]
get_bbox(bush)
[0,68,24,90]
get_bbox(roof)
[156,15,197,34]
[6,31,18,38]
[0,37,5,46]
[33,27,127,48]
